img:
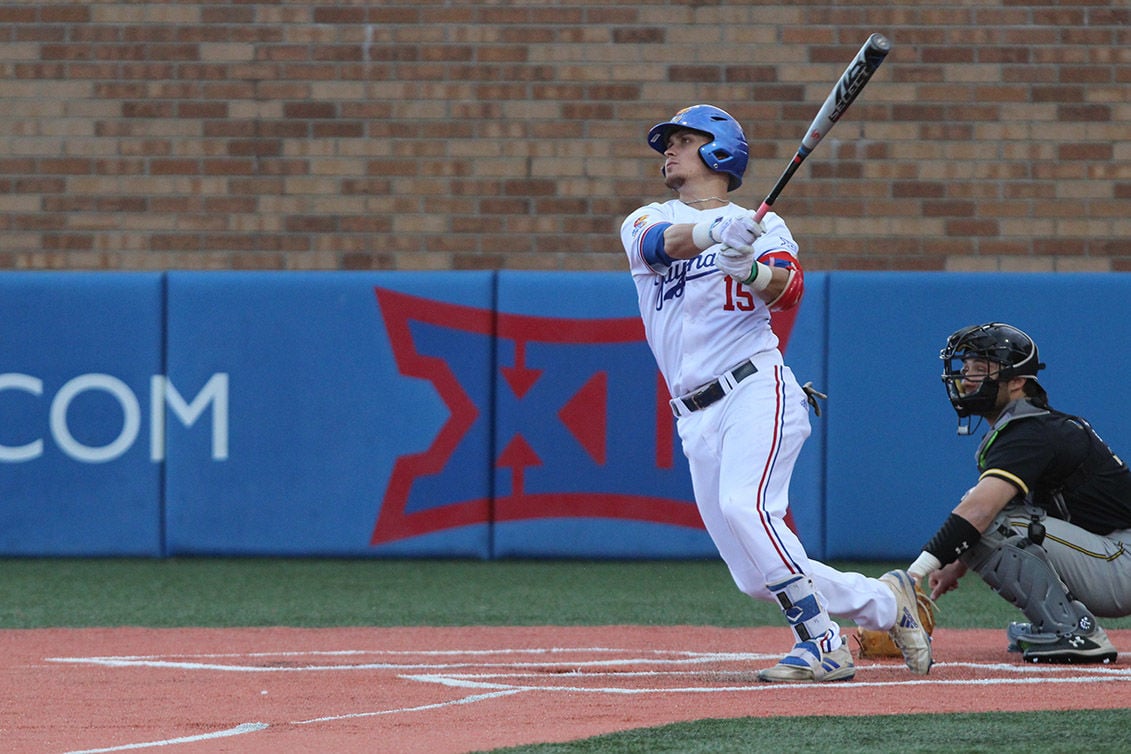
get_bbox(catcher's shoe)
[757,640,855,683]
[1006,621,1031,653]
[1016,625,1117,664]
[880,569,933,674]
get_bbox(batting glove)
[715,245,753,279]
[692,214,765,251]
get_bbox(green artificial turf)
[0,557,1051,628]
[476,709,1131,754]
[4,557,1130,630]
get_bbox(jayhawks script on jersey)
[620,201,799,396]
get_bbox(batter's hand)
[715,245,757,283]
[709,214,765,250]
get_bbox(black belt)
[674,360,758,414]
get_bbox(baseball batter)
[620,104,932,682]
[909,322,1131,663]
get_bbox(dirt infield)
[3,626,1129,753]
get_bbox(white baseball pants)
[676,353,896,632]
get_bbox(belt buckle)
[686,388,709,411]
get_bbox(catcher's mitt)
[854,581,938,658]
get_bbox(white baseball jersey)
[620,200,797,397]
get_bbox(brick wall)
[1,2,1128,272]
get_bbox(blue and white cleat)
[757,639,856,683]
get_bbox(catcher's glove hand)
[801,381,827,417]
[854,579,938,658]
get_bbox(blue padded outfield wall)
[0,271,1127,561]
[0,273,165,556]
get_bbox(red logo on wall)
[370,287,798,546]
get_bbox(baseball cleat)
[757,640,856,683]
[1017,625,1118,664]
[1006,621,1031,653]
[880,569,933,674]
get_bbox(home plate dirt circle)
[4,625,1130,753]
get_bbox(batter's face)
[662,129,714,190]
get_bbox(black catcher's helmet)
[940,322,1046,420]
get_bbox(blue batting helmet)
[647,104,749,191]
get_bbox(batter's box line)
[401,661,1131,695]
[420,660,1131,683]
[49,646,709,662]
[44,648,779,673]
[928,660,1131,677]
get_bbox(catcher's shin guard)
[976,535,1096,637]
[767,574,839,653]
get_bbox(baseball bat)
[753,33,892,222]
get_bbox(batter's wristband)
[923,512,981,566]
[692,218,722,250]
[747,260,773,291]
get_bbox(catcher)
[899,323,1131,663]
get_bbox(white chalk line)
[48,646,691,663]
[46,648,1131,752]
[419,658,1131,681]
[45,648,771,673]
[402,664,1131,695]
[293,688,528,724]
[62,722,268,754]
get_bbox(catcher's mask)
[940,322,1046,430]
[647,104,749,191]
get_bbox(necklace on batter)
[674,196,728,204]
